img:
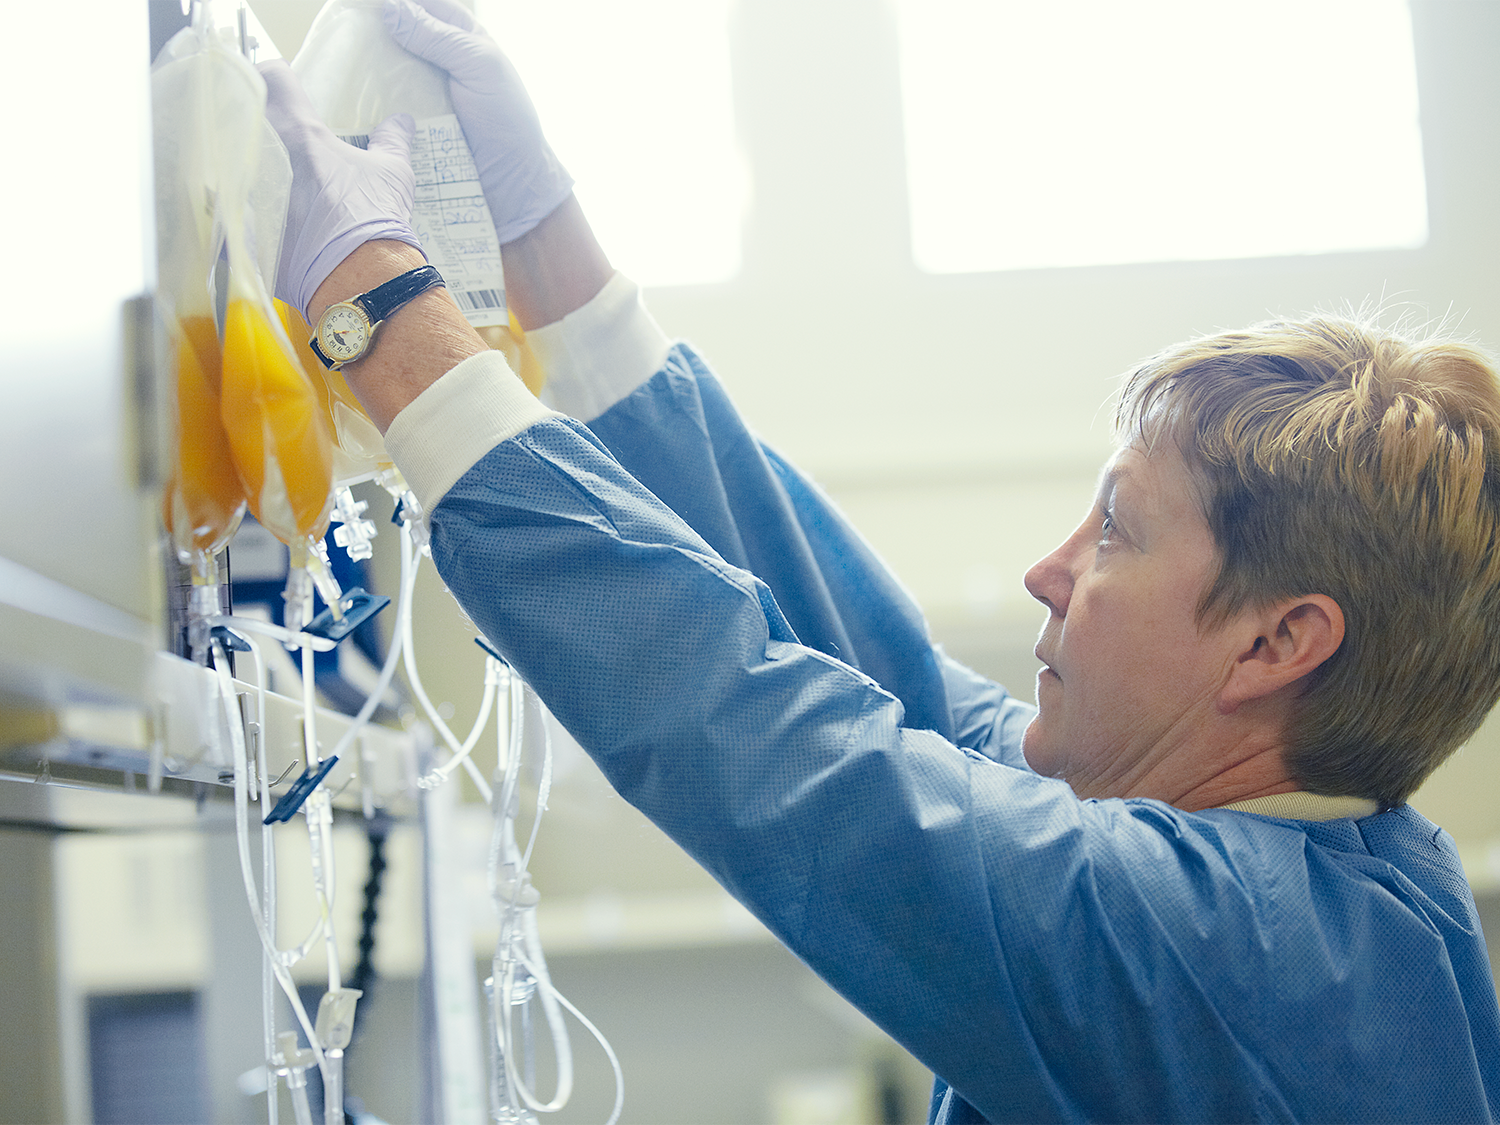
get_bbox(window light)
[894,0,1428,273]
[476,0,747,287]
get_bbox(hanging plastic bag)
[153,30,248,570]
[155,11,337,562]
[293,0,546,395]
[182,33,336,555]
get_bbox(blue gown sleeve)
[427,416,1499,1124]
[577,342,1034,759]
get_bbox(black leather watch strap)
[356,264,446,325]
[310,335,335,369]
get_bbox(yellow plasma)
[166,314,246,555]
[221,296,334,544]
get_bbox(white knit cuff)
[531,271,674,422]
[385,349,561,515]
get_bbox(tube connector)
[315,987,363,1051]
[282,567,315,635]
[188,582,223,666]
[331,486,377,561]
[306,539,346,623]
[392,490,430,553]
[275,1030,317,1074]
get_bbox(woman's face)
[1020,442,1252,799]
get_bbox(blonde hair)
[1118,313,1500,807]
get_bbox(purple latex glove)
[260,60,425,318]
[384,0,574,244]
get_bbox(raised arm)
[382,0,1032,750]
[382,0,611,328]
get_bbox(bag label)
[341,114,507,328]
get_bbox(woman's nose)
[1023,532,1081,617]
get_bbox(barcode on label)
[455,289,505,311]
[338,134,371,150]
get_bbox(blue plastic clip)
[263,756,339,824]
[303,587,390,644]
[211,625,252,652]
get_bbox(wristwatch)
[309,264,446,370]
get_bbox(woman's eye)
[1098,509,1118,546]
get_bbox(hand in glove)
[260,59,424,317]
[383,0,574,244]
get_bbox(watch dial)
[318,305,370,363]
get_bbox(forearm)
[310,240,489,432]
[500,193,614,331]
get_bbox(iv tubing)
[497,857,574,1113]
[288,1069,314,1125]
[518,691,552,875]
[305,792,341,992]
[397,525,492,799]
[323,1049,344,1125]
[302,642,319,764]
[236,632,282,1125]
[519,937,624,1125]
[488,674,632,1123]
[489,684,547,886]
[395,523,494,804]
[222,631,345,1125]
[210,613,338,652]
[419,657,498,789]
[212,637,329,1083]
[325,596,406,764]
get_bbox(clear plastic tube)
[495,901,574,1117]
[304,792,340,992]
[419,657,499,789]
[209,614,338,652]
[485,975,535,1125]
[287,1065,314,1125]
[326,596,406,764]
[235,633,281,1125]
[277,911,330,969]
[521,944,624,1125]
[364,516,624,1122]
[395,523,494,804]
[219,601,340,977]
[486,674,632,1122]
[211,638,329,1085]
[302,641,318,766]
[322,1048,344,1125]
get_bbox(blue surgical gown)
[394,340,1500,1123]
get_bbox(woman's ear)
[1219,594,1345,713]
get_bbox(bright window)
[476,0,747,287]
[894,0,1428,273]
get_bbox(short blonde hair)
[1118,313,1500,807]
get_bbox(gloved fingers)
[258,57,302,105]
[384,0,498,82]
[259,59,333,147]
[259,60,421,315]
[366,112,417,163]
[381,0,570,244]
[393,0,480,35]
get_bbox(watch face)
[317,303,371,364]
